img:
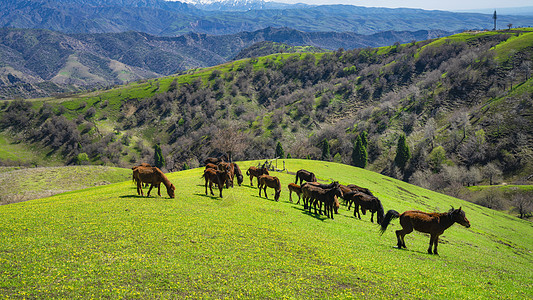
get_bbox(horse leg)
[137,181,143,196]
[428,235,440,255]
[354,204,361,219]
[209,182,215,196]
[289,190,293,202]
[205,179,208,195]
[147,184,154,197]
[157,183,161,197]
[370,211,374,223]
[219,184,223,198]
[250,175,253,186]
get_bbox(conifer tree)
[275,141,285,159]
[394,134,410,170]
[321,139,331,161]
[360,131,368,148]
[352,135,367,168]
[154,144,165,169]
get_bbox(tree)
[154,144,165,169]
[275,141,285,159]
[360,131,368,148]
[511,194,533,219]
[482,163,502,185]
[352,135,367,168]
[493,10,497,30]
[394,134,410,170]
[321,139,331,161]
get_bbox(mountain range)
[2,0,533,36]
[0,27,452,99]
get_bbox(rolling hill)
[0,159,531,298]
[0,27,451,99]
[0,29,532,206]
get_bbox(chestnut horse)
[232,162,244,186]
[380,207,471,255]
[258,175,281,201]
[295,169,317,185]
[202,168,231,198]
[288,183,302,203]
[343,191,384,224]
[246,166,269,186]
[305,181,341,214]
[132,166,175,198]
[132,163,152,187]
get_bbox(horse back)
[401,210,442,233]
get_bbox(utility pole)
[493,10,497,30]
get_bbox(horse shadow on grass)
[194,192,223,200]
[290,206,328,222]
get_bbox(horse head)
[451,207,470,228]
[167,183,176,198]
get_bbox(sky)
[273,0,532,11]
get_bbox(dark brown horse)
[217,162,233,188]
[301,182,342,219]
[132,166,175,198]
[295,169,317,185]
[205,163,218,170]
[339,184,374,210]
[231,162,244,186]
[288,183,302,203]
[246,166,269,186]
[346,191,384,224]
[380,207,471,255]
[204,154,228,165]
[202,168,231,198]
[258,175,281,201]
[305,181,342,214]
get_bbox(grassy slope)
[0,165,132,205]
[0,159,531,298]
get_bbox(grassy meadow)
[0,159,531,299]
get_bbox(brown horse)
[218,162,234,188]
[301,182,342,219]
[305,181,341,214]
[344,191,384,224]
[204,154,228,165]
[132,163,152,187]
[288,183,302,203]
[246,166,269,186]
[202,168,231,198]
[232,162,244,186]
[380,207,471,255]
[295,169,317,185]
[205,163,218,170]
[132,166,175,198]
[258,175,281,201]
[339,184,374,210]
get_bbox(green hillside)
[0,165,132,205]
[0,160,531,298]
[1,29,532,208]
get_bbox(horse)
[339,184,374,210]
[288,183,302,203]
[132,163,152,187]
[132,166,175,198]
[204,154,228,165]
[295,169,317,185]
[344,191,384,224]
[380,207,471,255]
[205,163,218,170]
[258,175,281,201]
[246,166,269,186]
[202,168,231,198]
[304,181,341,214]
[218,162,233,188]
[301,182,342,219]
[232,162,244,186]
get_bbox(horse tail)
[295,171,299,184]
[246,169,250,176]
[380,210,400,235]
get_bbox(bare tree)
[511,194,533,218]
